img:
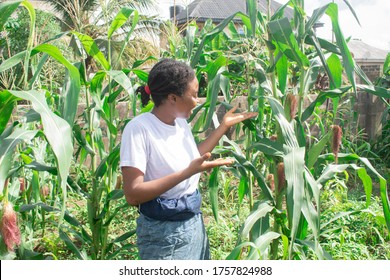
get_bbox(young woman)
[120,59,257,260]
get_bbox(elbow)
[125,196,140,207]
[124,192,140,206]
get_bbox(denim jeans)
[139,190,202,221]
[136,213,210,260]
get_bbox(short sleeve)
[120,121,148,173]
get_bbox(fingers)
[201,152,212,161]
[205,157,235,168]
[228,105,238,114]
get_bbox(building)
[349,39,389,140]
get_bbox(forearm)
[197,123,229,155]
[123,168,193,206]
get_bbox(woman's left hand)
[221,106,258,129]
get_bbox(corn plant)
[165,0,390,259]
[0,1,149,259]
[215,0,390,260]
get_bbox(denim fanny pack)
[139,189,202,221]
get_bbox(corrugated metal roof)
[348,39,388,62]
[175,0,294,24]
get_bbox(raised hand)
[221,106,258,129]
[187,153,234,175]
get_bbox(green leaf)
[0,128,38,193]
[301,86,351,121]
[268,18,310,68]
[8,90,73,218]
[107,190,124,201]
[31,44,81,126]
[231,152,274,202]
[114,10,139,69]
[249,138,284,157]
[252,232,280,259]
[226,241,258,260]
[0,1,22,30]
[238,175,248,204]
[327,53,342,89]
[241,202,274,238]
[0,51,26,72]
[268,97,299,148]
[131,69,148,83]
[185,24,197,61]
[106,70,133,96]
[208,167,220,222]
[326,3,356,91]
[357,85,390,99]
[307,131,332,169]
[191,12,238,68]
[342,0,361,26]
[108,8,135,39]
[59,229,86,260]
[283,145,306,255]
[246,0,257,36]
[111,230,136,243]
[73,32,110,70]
[0,91,18,135]
[276,51,288,94]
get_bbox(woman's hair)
[137,59,195,107]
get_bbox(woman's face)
[175,77,199,119]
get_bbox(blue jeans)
[136,213,210,260]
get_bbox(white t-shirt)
[120,112,201,199]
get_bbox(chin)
[177,112,192,119]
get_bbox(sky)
[156,0,390,51]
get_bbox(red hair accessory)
[145,85,151,95]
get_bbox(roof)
[348,39,388,62]
[175,0,294,25]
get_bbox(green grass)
[319,180,390,260]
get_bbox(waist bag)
[139,189,201,221]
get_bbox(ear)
[168,94,177,103]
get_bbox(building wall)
[355,61,386,140]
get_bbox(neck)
[151,106,175,126]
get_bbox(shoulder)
[124,113,152,130]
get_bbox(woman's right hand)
[187,153,234,175]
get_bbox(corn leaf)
[31,44,81,126]
[0,51,26,72]
[0,1,22,29]
[191,12,238,68]
[8,90,73,219]
[59,229,86,260]
[326,3,356,91]
[0,91,18,135]
[283,145,306,255]
[73,32,110,70]
[208,167,220,222]
[241,202,274,238]
[108,8,135,39]
[0,128,38,193]
[268,18,310,68]
[307,130,332,169]
[246,0,257,37]
[301,86,351,122]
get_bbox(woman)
[120,59,257,260]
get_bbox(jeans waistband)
[139,189,202,221]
